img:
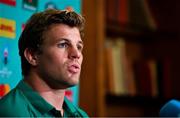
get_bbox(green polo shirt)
[0,80,88,117]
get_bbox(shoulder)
[64,97,89,117]
[77,107,89,117]
[63,97,88,117]
[0,88,30,117]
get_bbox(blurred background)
[80,0,180,117]
[0,0,180,117]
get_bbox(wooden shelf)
[105,93,176,116]
[106,23,178,42]
[106,93,171,107]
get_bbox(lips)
[67,63,80,74]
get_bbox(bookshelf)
[105,94,168,116]
[79,0,180,117]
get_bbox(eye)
[77,44,83,52]
[57,42,69,48]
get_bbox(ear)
[24,48,38,66]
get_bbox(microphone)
[159,99,180,117]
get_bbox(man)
[0,9,88,117]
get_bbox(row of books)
[104,38,172,98]
[106,0,156,30]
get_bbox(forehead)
[43,24,82,44]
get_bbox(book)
[117,0,129,28]
[106,0,117,23]
[111,39,127,95]
[133,60,153,97]
[105,40,115,93]
[157,58,172,98]
[105,38,137,96]
[105,39,127,95]
[148,59,158,97]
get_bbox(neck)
[24,71,66,111]
[38,90,65,111]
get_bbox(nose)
[68,46,81,60]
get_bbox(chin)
[69,79,79,86]
[62,74,80,87]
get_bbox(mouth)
[67,63,80,74]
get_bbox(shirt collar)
[17,80,79,116]
[63,97,80,117]
[17,80,54,114]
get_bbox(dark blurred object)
[160,99,180,117]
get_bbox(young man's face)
[36,24,83,89]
